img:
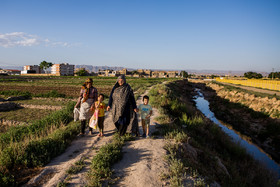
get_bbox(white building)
[51,63,75,76]
[21,65,43,74]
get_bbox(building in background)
[21,65,43,74]
[0,69,21,75]
[167,71,179,78]
[118,68,127,75]
[51,63,74,76]
[152,71,167,78]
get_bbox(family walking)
[74,75,152,137]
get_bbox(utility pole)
[272,68,274,80]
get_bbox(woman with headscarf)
[107,75,139,136]
[75,78,98,135]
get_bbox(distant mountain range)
[0,66,23,71]
[75,65,128,73]
[0,65,269,76]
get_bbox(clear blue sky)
[0,0,279,72]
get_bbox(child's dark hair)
[143,95,149,101]
[99,93,104,98]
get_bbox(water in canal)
[193,88,280,178]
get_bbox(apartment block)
[22,65,43,74]
[51,63,74,76]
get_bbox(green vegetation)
[0,90,32,98]
[39,60,53,73]
[0,90,66,98]
[14,98,70,106]
[0,102,79,186]
[0,76,167,98]
[87,134,134,186]
[268,71,280,79]
[244,71,263,79]
[75,69,89,76]
[149,80,277,186]
[180,71,188,78]
[56,157,86,186]
[0,108,54,123]
[0,76,169,186]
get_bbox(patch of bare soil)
[25,87,169,187]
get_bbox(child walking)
[94,94,106,137]
[138,95,153,138]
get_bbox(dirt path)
[111,90,168,187]
[25,87,168,187]
[25,112,116,187]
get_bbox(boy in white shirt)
[138,95,153,138]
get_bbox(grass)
[0,120,80,186]
[0,101,78,186]
[66,157,85,175]
[14,98,71,106]
[0,108,54,123]
[0,90,66,98]
[87,133,134,186]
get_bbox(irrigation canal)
[193,88,280,179]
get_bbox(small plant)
[87,133,133,186]
[66,157,85,175]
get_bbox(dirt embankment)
[208,83,280,119]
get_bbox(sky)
[0,0,279,72]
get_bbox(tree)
[211,74,218,79]
[268,72,280,79]
[131,70,139,75]
[75,69,88,76]
[244,71,263,79]
[180,71,188,78]
[39,61,53,74]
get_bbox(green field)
[0,75,168,186]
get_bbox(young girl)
[95,94,106,137]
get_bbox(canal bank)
[193,88,280,178]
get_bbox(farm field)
[216,78,280,92]
[0,75,167,186]
[0,76,166,98]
